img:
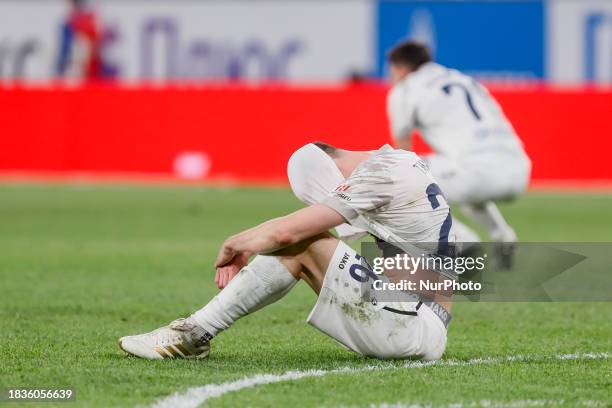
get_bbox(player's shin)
[461,202,516,242]
[461,202,517,270]
[190,255,298,337]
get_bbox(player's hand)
[215,264,240,289]
[215,242,237,268]
[214,251,250,289]
[216,240,250,269]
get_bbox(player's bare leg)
[272,233,339,293]
[118,234,340,359]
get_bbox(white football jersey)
[322,145,455,256]
[387,62,525,157]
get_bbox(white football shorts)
[424,150,531,204]
[307,241,448,361]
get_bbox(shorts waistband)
[420,301,452,329]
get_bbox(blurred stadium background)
[0,0,611,186]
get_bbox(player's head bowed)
[287,142,345,205]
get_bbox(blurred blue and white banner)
[0,0,610,85]
[375,0,545,82]
[548,0,612,84]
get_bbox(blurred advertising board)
[377,0,612,85]
[0,0,611,85]
[375,0,545,82]
[547,0,612,84]
[2,86,611,182]
[0,0,373,83]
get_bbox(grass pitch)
[0,184,610,407]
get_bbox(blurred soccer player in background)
[56,0,108,81]
[386,41,531,258]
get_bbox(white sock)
[190,255,297,337]
[461,202,516,242]
[452,219,481,254]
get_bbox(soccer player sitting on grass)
[119,142,455,361]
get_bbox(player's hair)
[313,141,340,158]
[387,41,432,71]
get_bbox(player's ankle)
[491,227,517,243]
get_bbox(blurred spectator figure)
[56,0,115,82]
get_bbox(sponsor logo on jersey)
[334,184,350,192]
[413,159,430,174]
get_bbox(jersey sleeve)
[387,85,417,141]
[322,170,394,224]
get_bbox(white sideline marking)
[367,399,607,408]
[147,352,608,408]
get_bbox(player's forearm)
[224,217,295,256]
[217,205,345,266]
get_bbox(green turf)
[0,184,610,407]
